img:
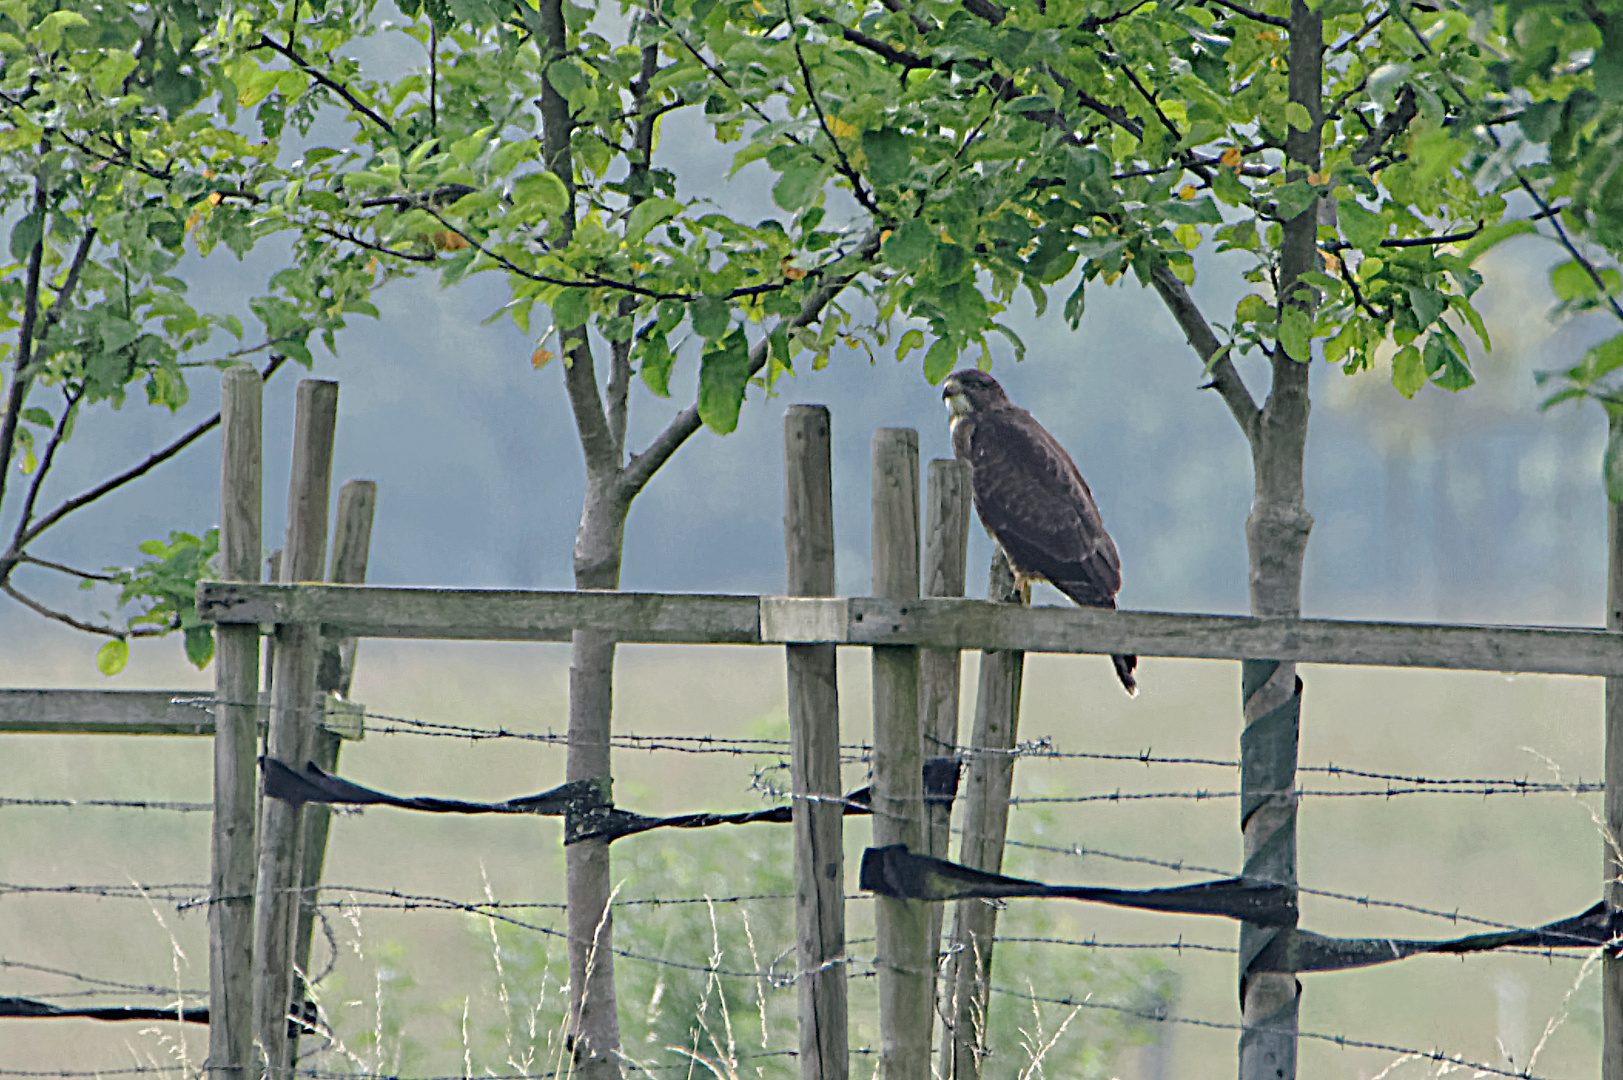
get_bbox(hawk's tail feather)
[1112,653,1138,697]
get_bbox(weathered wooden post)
[940,551,1024,1080]
[870,428,929,1080]
[210,364,262,1080]
[288,479,376,1063]
[253,380,339,1078]
[919,458,970,1050]
[784,406,848,1080]
[1605,410,1623,1080]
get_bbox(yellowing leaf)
[433,229,470,251]
[782,262,806,280]
[207,191,222,206]
[531,347,554,369]
[1220,146,1242,168]
[96,639,129,677]
[826,116,857,138]
[1178,184,1197,200]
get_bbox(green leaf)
[1212,167,1249,208]
[9,209,42,261]
[32,9,88,52]
[1284,101,1312,131]
[861,128,912,188]
[896,328,924,362]
[625,197,682,245]
[697,330,751,434]
[551,288,590,330]
[1392,344,1425,398]
[1581,334,1623,385]
[21,407,51,426]
[1062,278,1085,328]
[637,334,674,397]
[1157,198,1223,225]
[772,164,825,212]
[1407,286,1446,330]
[882,219,937,270]
[1277,305,1312,361]
[923,338,957,384]
[1336,197,1385,249]
[513,172,569,219]
[690,295,731,340]
[1551,259,1621,303]
[96,638,129,677]
[1272,181,1318,221]
[184,626,215,669]
[1236,294,1274,325]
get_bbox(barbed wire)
[0,958,204,998]
[0,798,212,812]
[1005,782,1601,805]
[988,983,1565,1080]
[998,836,1598,938]
[168,699,1594,796]
[0,882,204,902]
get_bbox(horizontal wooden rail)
[0,690,363,738]
[194,583,1623,677]
[198,582,761,644]
[0,690,217,734]
[768,598,1623,677]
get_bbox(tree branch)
[787,0,879,217]
[12,355,288,556]
[0,167,49,510]
[1518,175,1623,326]
[40,228,96,341]
[252,34,396,136]
[15,385,85,549]
[18,553,115,582]
[1202,0,1288,28]
[805,14,937,69]
[620,229,884,499]
[1,580,168,639]
[1148,263,1260,439]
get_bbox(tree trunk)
[1237,5,1319,1078]
[567,481,628,1080]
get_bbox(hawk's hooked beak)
[942,379,971,418]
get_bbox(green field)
[1,633,1609,1079]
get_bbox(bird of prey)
[941,368,1137,695]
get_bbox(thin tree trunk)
[567,486,628,1080]
[1236,5,1319,1078]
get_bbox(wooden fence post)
[784,407,848,1080]
[940,551,1024,1080]
[253,380,339,1079]
[210,364,262,1080]
[288,480,377,1064]
[870,428,929,1080]
[919,458,970,1053]
[1605,410,1623,1080]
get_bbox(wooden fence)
[3,370,1621,1080]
